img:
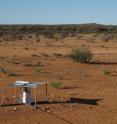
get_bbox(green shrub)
[50,80,62,89]
[69,47,92,63]
[102,68,110,75]
[34,66,43,73]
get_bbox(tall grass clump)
[102,68,110,75]
[50,80,62,89]
[69,47,92,63]
[34,66,43,73]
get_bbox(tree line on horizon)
[0,23,117,41]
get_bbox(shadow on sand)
[1,97,102,107]
[33,97,102,106]
[89,61,117,65]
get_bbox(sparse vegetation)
[53,53,64,58]
[1,24,117,41]
[102,68,110,75]
[100,34,113,42]
[0,67,18,76]
[69,47,92,63]
[34,66,43,73]
[50,80,62,89]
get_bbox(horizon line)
[0,23,117,26]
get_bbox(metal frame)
[0,88,4,106]
[0,81,48,109]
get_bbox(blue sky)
[0,0,117,25]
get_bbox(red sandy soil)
[0,35,117,124]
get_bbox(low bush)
[100,34,113,42]
[69,47,92,63]
[34,66,43,73]
[102,68,110,75]
[50,80,62,89]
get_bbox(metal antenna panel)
[0,81,48,109]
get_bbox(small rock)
[87,105,93,109]
[13,107,17,111]
[5,109,8,112]
[42,107,49,111]
[47,110,50,113]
